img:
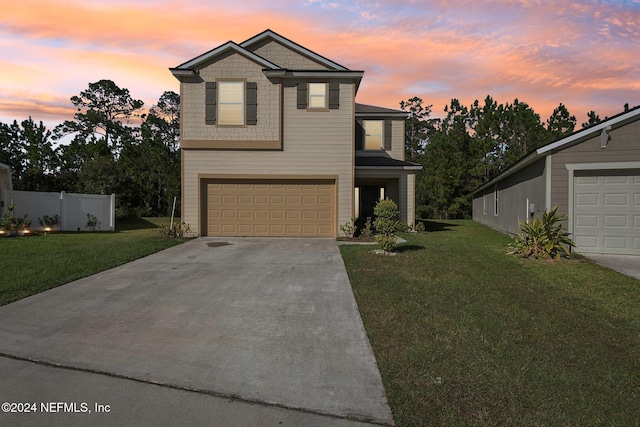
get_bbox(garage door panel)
[318,195,332,205]
[604,216,627,227]
[286,210,300,219]
[206,179,335,237]
[576,215,598,227]
[238,210,252,219]
[302,210,317,220]
[604,194,627,206]
[576,193,599,206]
[574,172,639,255]
[604,176,628,185]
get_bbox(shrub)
[0,205,30,236]
[507,205,575,259]
[373,198,400,252]
[38,214,61,231]
[415,221,425,233]
[86,213,100,231]
[160,222,192,239]
[340,218,356,238]
[362,217,373,239]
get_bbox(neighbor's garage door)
[204,179,335,237]
[573,170,640,255]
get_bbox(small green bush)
[0,205,30,236]
[340,218,356,238]
[361,217,373,239]
[507,205,575,259]
[38,214,61,230]
[373,198,400,252]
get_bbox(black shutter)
[246,82,257,125]
[297,83,307,109]
[355,120,364,150]
[205,82,216,125]
[329,81,339,109]
[384,120,392,150]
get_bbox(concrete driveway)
[583,254,640,281]
[0,238,392,426]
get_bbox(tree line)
[0,80,180,217]
[401,96,629,219]
[2,80,629,221]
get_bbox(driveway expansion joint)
[0,352,394,426]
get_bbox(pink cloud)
[1,0,638,128]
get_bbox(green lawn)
[340,220,640,427]
[0,217,188,306]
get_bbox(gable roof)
[170,41,279,77]
[356,103,407,118]
[240,29,348,71]
[170,29,349,80]
[473,105,640,194]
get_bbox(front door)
[359,185,381,220]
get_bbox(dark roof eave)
[472,151,542,194]
[355,112,407,118]
[356,165,423,171]
[262,69,364,79]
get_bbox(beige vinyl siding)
[182,83,355,235]
[181,53,279,142]
[405,173,415,224]
[550,120,640,216]
[249,40,331,70]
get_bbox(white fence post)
[60,191,66,230]
[110,194,116,231]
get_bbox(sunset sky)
[2,0,639,132]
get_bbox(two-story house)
[170,30,421,237]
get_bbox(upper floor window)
[363,120,383,150]
[308,83,327,109]
[218,81,245,125]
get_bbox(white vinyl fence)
[2,190,115,232]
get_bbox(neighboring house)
[473,106,640,255]
[0,162,12,216]
[170,29,421,237]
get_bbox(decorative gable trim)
[241,29,348,71]
[170,41,278,78]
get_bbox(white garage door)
[573,171,640,255]
[204,178,335,237]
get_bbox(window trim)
[217,79,246,127]
[307,82,328,111]
[494,185,499,216]
[363,120,384,151]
